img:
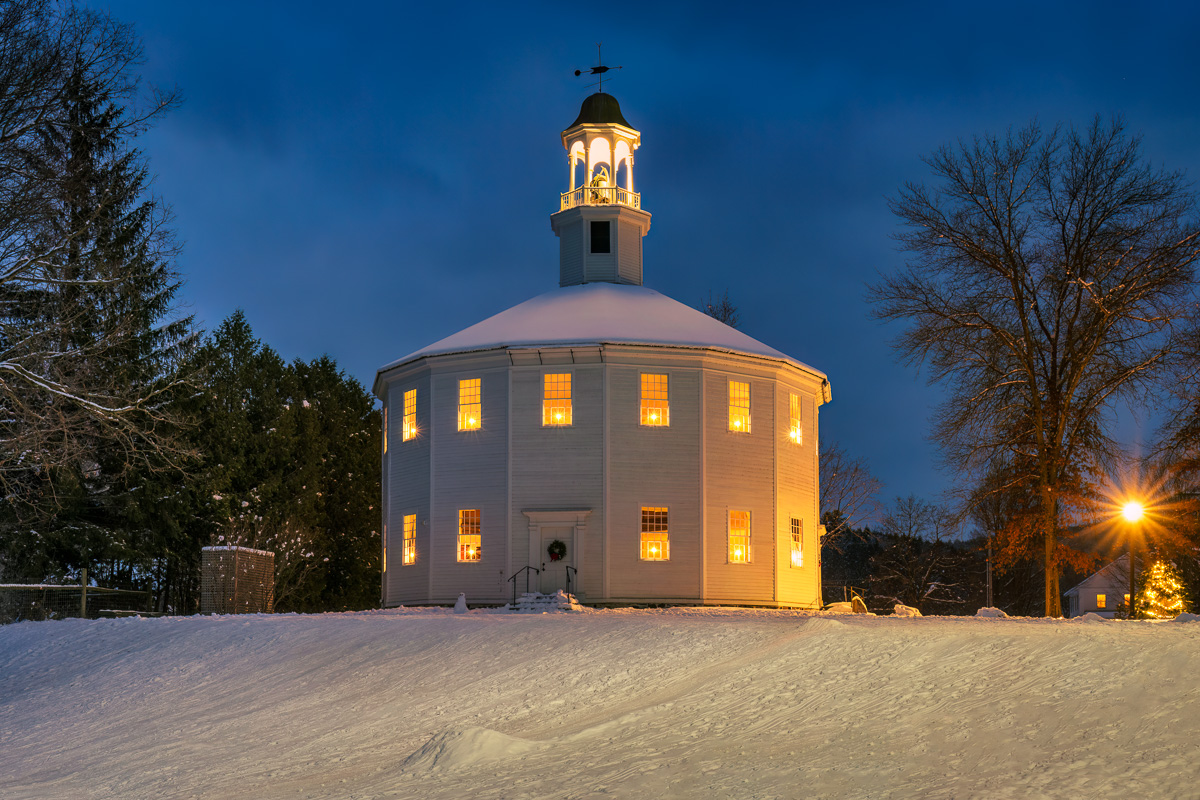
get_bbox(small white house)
[373,91,831,608]
[1065,555,1133,618]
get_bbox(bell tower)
[550,92,652,287]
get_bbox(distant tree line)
[0,1,380,613]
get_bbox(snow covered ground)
[2,607,1198,799]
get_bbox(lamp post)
[1122,501,1144,619]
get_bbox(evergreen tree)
[1,53,194,588]
[181,312,381,613]
[1138,559,1188,618]
[0,2,185,510]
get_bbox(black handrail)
[565,565,577,597]
[507,565,540,606]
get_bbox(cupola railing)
[560,185,641,211]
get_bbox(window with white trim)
[640,507,669,560]
[543,373,572,426]
[729,510,750,563]
[790,517,803,567]
[458,379,481,431]
[789,393,802,445]
[403,388,417,441]
[403,514,417,565]
[640,373,669,426]
[457,509,481,561]
[729,381,751,433]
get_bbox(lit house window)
[640,507,669,560]
[458,379,481,431]
[458,509,481,561]
[791,518,803,567]
[729,510,750,563]
[403,514,416,565]
[543,373,573,426]
[403,388,417,441]
[1096,593,1107,609]
[383,406,388,453]
[640,373,669,426]
[382,521,387,572]
[729,381,751,433]
[789,393,803,445]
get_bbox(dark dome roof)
[568,92,633,129]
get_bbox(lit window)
[729,381,751,433]
[403,388,417,441]
[458,379,481,431]
[382,521,387,572]
[791,518,803,567]
[458,509,481,561]
[1096,593,1107,609]
[543,373,573,426]
[729,510,750,563]
[640,373,669,426]
[403,514,416,565]
[789,393,803,445]
[640,507,669,560]
[383,406,388,454]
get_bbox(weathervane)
[575,43,621,93]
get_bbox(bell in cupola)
[550,91,652,288]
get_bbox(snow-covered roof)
[1064,554,1129,596]
[377,282,827,382]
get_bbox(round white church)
[374,91,831,608]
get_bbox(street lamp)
[1122,501,1144,619]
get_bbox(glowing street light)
[1122,499,1145,618]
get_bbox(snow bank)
[1172,612,1200,623]
[893,603,921,617]
[2,608,1198,799]
[975,607,1008,618]
[402,726,540,772]
[822,601,855,614]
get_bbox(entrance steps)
[505,590,583,613]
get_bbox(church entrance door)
[539,526,575,594]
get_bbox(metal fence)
[200,546,275,614]
[0,583,154,624]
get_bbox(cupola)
[550,92,652,287]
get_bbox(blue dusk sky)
[102,0,1200,512]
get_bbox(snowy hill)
[1,608,1197,799]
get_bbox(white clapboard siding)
[430,367,509,604]
[509,364,605,598]
[704,370,777,603]
[386,372,431,605]
[775,381,820,607]
[607,365,703,601]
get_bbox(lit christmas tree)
[1137,560,1188,619]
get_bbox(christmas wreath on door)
[547,539,567,561]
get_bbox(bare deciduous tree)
[869,495,971,613]
[819,440,883,542]
[0,0,186,504]
[871,117,1200,616]
[700,289,740,328]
